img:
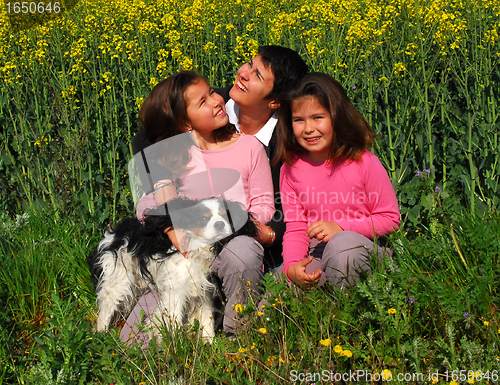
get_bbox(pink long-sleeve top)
[137,134,275,224]
[280,150,400,275]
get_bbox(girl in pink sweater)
[275,73,400,289]
[135,72,274,231]
[122,72,274,341]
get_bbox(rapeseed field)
[0,1,499,383]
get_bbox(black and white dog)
[88,197,257,342]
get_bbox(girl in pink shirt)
[122,72,275,342]
[275,73,400,289]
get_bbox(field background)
[0,0,499,383]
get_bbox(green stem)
[423,77,433,172]
[89,162,94,215]
[415,1,433,172]
[47,171,60,220]
[441,86,447,190]
[367,72,374,128]
[119,67,134,156]
[17,169,33,209]
[467,109,477,213]
[384,84,395,179]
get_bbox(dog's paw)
[201,330,215,345]
[201,333,214,344]
[96,318,109,333]
[200,322,215,344]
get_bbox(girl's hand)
[306,221,343,243]
[165,228,189,258]
[286,257,322,289]
[254,222,276,247]
[153,179,178,206]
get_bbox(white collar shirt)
[225,99,278,158]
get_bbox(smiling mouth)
[305,137,321,142]
[235,80,248,92]
[214,109,225,117]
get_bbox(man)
[127,46,308,339]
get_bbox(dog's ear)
[167,198,202,230]
[166,197,199,211]
[144,204,168,217]
[222,200,250,233]
[145,198,200,231]
[143,204,174,234]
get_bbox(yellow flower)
[333,345,343,353]
[320,338,331,346]
[388,308,396,315]
[393,62,407,77]
[238,347,247,353]
[135,96,144,110]
[467,378,474,384]
[484,321,489,326]
[450,381,459,385]
[179,56,193,70]
[381,369,392,380]
[341,349,353,357]
[234,304,243,313]
[203,41,216,53]
[259,328,267,334]
[265,355,276,367]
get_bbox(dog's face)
[175,198,233,241]
[166,197,249,250]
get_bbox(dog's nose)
[214,221,225,231]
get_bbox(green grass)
[1,203,498,384]
[1,0,499,224]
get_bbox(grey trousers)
[304,231,391,288]
[119,235,264,345]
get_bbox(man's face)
[229,55,276,110]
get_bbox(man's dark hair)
[258,45,309,102]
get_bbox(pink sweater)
[137,135,275,224]
[280,150,400,275]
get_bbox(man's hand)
[286,257,322,289]
[306,221,343,243]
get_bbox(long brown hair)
[139,71,234,174]
[274,72,376,166]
